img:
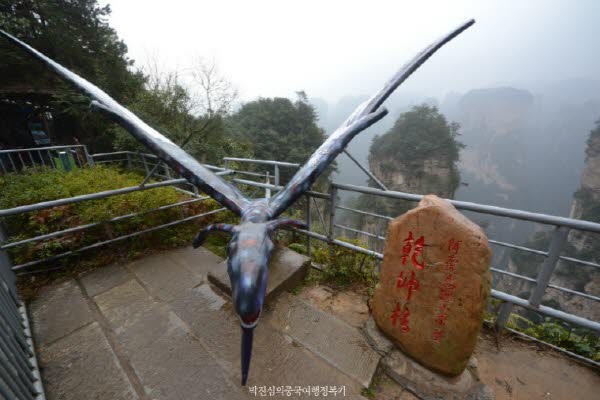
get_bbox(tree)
[227,92,333,184]
[0,0,145,150]
[112,58,247,164]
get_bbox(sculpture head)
[193,216,307,384]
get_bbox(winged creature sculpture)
[0,19,474,385]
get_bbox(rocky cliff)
[497,122,600,321]
[353,105,461,250]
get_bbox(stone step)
[265,292,381,388]
[168,283,364,397]
[207,247,310,303]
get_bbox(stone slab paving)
[38,322,138,400]
[265,293,380,388]
[29,280,93,347]
[28,246,375,400]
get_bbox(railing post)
[84,145,94,166]
[273,165,280,189]
[126,152,133,170]
[0,223,17,300]
[265,171,271,199]
[494,301,514,332]
[328,184,337,244]
[306,194,312,257]
[529,226,570,308]
[141,153,149,175]
[164,163,171,179]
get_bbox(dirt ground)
[300,285,600,400]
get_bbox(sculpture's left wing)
[0,30,250,215]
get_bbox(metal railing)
[218,158,600,367]
[0,145,94,173]
[0,225,45,399]
[0,147,599,379]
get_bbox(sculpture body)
[0,20,475,384]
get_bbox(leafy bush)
[308,237,378,289]
[0,166,229,273]
[506,314,600,361]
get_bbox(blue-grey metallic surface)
[0,19,474,385]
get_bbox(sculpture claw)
[192,223,235,248]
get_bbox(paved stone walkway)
[28,246,378,400]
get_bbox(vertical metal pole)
[18,153,25,171]
[84,145,94,166]
[328,185,337,242]
[37,150,45,166]
[529,226,570,308]
[265,171,271,199]
[126,153,132,170]
[306,194,312,257]
[495,301,514,332]
[27,151,36,171]
[0,224,17,300]
[164,164,171,179]
[274,165,280,189]
[328,185,338,261]
[141,153,149,175]
[0,156,6,174]
[8,153,16,172]
[47,150,55,169]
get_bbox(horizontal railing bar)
[293,225,599,331]
[333,182,600,234]
[335,224,386,240]
[1,197,209,250]
[233,178,330,199]
[490,289,600,332]
[294,229,384,259]
[559,255,600,270]
[489,239,548,256]
[224,157,300,167]
[336,205,394,221]
[91,151,131,157]
[491,267,537,283]
[547,283,600,302]
[0,179,185,217]
[12,208,227,273]
[0,171,232,217]
[0,145,85,154]
[505,327,600,368]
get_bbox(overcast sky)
[101,0,600,103]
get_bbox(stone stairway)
[27,246,382,400]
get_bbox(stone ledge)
[207,246,310,303]
[362,316,494,400]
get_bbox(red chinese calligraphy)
[390,303,402,326]
[432,328,444,343]
[401,231,426,269]
[396,270,420,301]
[401,306,410,333]
[390,302,411,333]
[412,235,425,270]
[401,232,414,265]
[431,238,461,344]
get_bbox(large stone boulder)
[372,195,491,376]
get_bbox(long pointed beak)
[241,326,254,385]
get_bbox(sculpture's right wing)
[268,20,475,217]
[0,30,250,215]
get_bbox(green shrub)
[0,166,228,273]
